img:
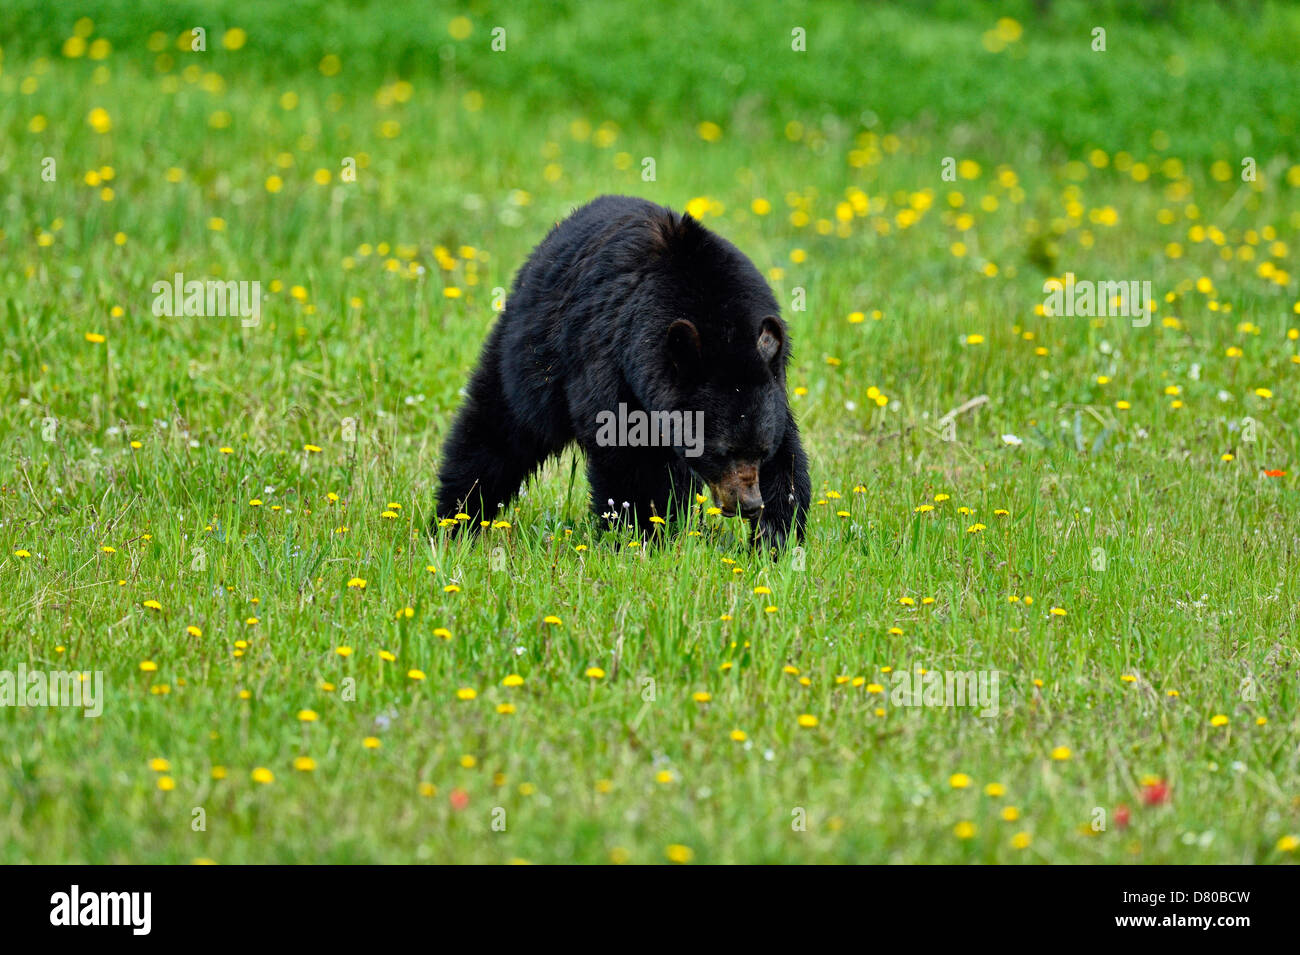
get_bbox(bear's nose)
[739,489,764,520]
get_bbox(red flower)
[1114,804,1131,829]
[449,787,470,811]
[1263,469,1286,477]
[1140,780,1170,806]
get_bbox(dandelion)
[346,577,366,589]
[1210,713,1228,727]
[362,737,381,749]
[585,667,606,679]
[139,661,157,672]
[87,107,112,133]
[543,615,562,625]
[797,714,819,728]
[665,844,694,864]
[293,756,316,772]
[953,821,976,840]
[1050,746,1071,761]
[297,709,318,722]
[335,646,352,657]
[251,767,274,784]
[455,687,476,700]
[407,669,426,681]
[950,773,972,789]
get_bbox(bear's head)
[642,209,792,520]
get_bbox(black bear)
[434,195,810,550]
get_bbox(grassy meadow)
[1,1,1299,863]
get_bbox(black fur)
[434,195,811,550]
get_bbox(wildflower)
[665,844,694,864]
[1141,780,1170,806]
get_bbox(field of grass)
[1,0,1299,863]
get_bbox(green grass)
[1,0,1299,863]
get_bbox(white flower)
[1001,433,1023,446]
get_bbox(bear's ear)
[666,319,702,377]
[757,316,784,366]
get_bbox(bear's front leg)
[751,419,811,554]
[586,446,699,536]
